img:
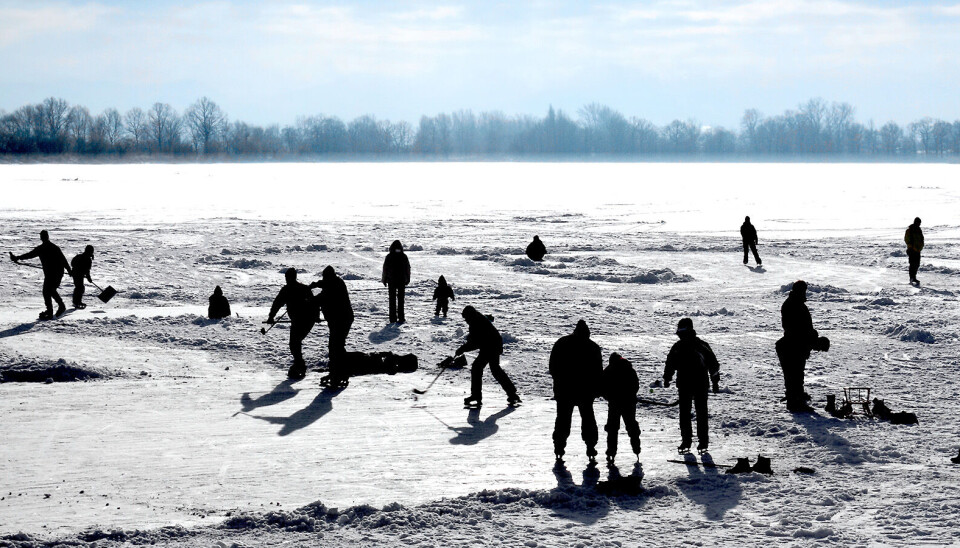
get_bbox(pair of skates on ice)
[463,393,522,409]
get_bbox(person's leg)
[441,302,448,317]
[470,355,487,401]
[678,392,693,447]
[41,278,54,313]
[435,302,441,316]
[604,405,619,458]
[73,276,85,307]
[694,392,709,447]
[388,284,397,323]
[908,250,920,281]
[397,285,405,323]
[487,354,517,396]
[743,241,749,264]
[578,399,599,456]
[622,404,642,455]
[751,242,761,264]
[553,400,574,457]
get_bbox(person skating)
[905,217,924,285]
[455,305,520,408]
[9,230,72,320]
[381,240,411,324]
[310,266,354,385]
[664,318,721,454]
[267,268,319,380]
[740,216,761,266]
[433,275,455,317]
[549,320,602,463]
[70,245,95,309]
[602,352,641,464]
[526,235,547,262]
[776,280,829,412]
[208,285,231,320]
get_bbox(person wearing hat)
[9,230,72,320]
[663,317,721,454]
[549,320,603,463]
[381,240,411,324]
[740,216,761,266]
[310,266,355,385]
[267,268,319,380]
[904,217,924,285]
[208,285,231,319]
[70,245,96,309]
[776,280,829,412]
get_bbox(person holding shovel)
[70,245,95,309]
[9,230,72,320]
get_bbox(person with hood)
[381,240,411,324]
[776,280,829,412]
[549,320,602,462]
[905,217,924,285]
[664,318,721,454]
[526,235,547,262]
[267,268,319,380]
[740,216,761,266]
[9,230,72,320]
[455,305,520,407]
[70,245,95,309]
[432,275,455,317]
[208,285,231,319]
[602,352,641,464]
[310,265,355,384]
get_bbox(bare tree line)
[1,96,958,159]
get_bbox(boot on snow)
[507,393,522,406]
[55,304,66,317]
[726,458,752,474]
[586,446,598,465]
[464,395,482,408]
[697,441,709,455]
[752,455,773,474]
[287,359,307,380]
[677,440,692,454]
[38,310,53,321]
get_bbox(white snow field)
[1,162,960,547]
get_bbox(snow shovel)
[91,281,117,303]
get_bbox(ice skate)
[677,440,692,454]
[463,395,482,409]
[696,441,709,455]
[55,304,66,317]
[506,393,522,407]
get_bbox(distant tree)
[148,102,181,153]
[185,97,227,154]
[909,118,933,156]
[879,122,904,155]
[662,119,700,154]
[66,105,93,153]
[124,107,148,152]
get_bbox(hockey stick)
[666,459,731,469]
[260,310,288,335]
[636,397,680,407]
[413,362,451,394]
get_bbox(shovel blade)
[97,285,117,303]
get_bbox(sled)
[843,387,872,416]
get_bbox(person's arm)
[381,257,389,286]
[16,245,42,262]
[702,341,721,392]
[663,346,677,387]
[59,248,72,277]
[403,256,411,286]
[456,331,480,356]
[268,287,287,321]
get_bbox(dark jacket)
[381,240,411,286]
[433,276,455,304]
[602,354,639,404]
[269,281,317,324]
[526,237,546,261]
[781,291,818,356]
[664,334,720,394]
[208,286,231,320]
[740,222,758,244]
[456,306,503,356]
[905,224,924,253]
[314,266,354,325]
[71,253,93,282]
[19,241,70,280]
[549,321,602,401]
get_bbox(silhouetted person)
[267,268,318,380]
[310,266,354,384]
[664,318,720,453]
[70,245,95,309]
[603,352,641,463]
[455,305,520,407]
[549,320,602,462]
[905,217,924,285]
[9,230,72,320]
[208,285,231,320]
[776,280,827,412]
[740,216,761,266]
[381,240,410,324]
[526,235,546,262]
[433,275,455,317]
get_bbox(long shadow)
[448,406,516,446]
[673,452,743,520]
[792,412,869,464]
[0,322,38,339]
[250,386,345,436]
[239,379,300,413]
[546,460,611,525]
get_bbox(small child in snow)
[433,275,455,317]
[602,352,641,463]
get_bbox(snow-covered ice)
[2,162,960,546]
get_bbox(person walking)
[311,266,354,386]
[776,280,829,412]
[741,216,761,266]
[905,217,924,285]
[9,230,72,320]
[432,275,455,317]
[549,320,602,463]
[267,268,319,380]
[70,245,95,309]
[381,240,411,324]
[664,318,721,454]
[602,352,641,464]
[455,305,520,408]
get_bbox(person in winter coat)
[208,285,231,319]
[776,280,828,412]
[740,216,761,266]
[455,305,520,407]
[9,230,72,320]
[267,268,318,380]
[602,352,641,463]
[433,275,455,317]
[549,320,603,462]
[526,235,547,262]
[311,265,355,384]
[70,245,95,309]
[905,217,924,285]
[664,318,721,453]
[381,240,411,324]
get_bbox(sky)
[1,0,958,128]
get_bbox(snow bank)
[778,282,848,295]
[0,357,109,383]
[884,324,936,343]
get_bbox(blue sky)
[1,0,958,127]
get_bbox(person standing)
[267,268,318,380]
[455,305,520,408]
[311,266,354,385]
[602,352,641,464]
[664,318,721,454]
[549,320,602,463]
[208,285,231,319]
[70,245,95,309]
[740,216,761,266]
[776,280,828,412]
[432,275,455,317]
[905,217,924,285]
[381,240,411,324]
[526,235,547,262]
[9,230,72,320]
